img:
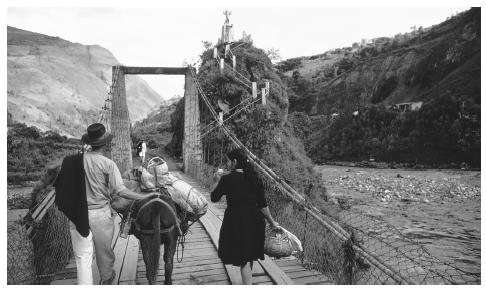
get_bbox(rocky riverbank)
[319,166,480,204]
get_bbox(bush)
[276,57,303,72]
[10,123,41,139]
[7,124,80,185]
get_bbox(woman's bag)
[264,227,302,258]
[281,227,303,253]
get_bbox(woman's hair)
[227,148,248,170]
[227,148,264,192]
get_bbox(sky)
[6,3,472,100]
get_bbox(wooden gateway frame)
[110,66,201,175]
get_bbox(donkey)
[127,191,183,285]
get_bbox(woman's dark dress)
[211,171,267,266]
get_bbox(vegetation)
[165,99,184,157]
[291,92,480,168]
[168,41,327,202]
[7,123,80,184]
[131,101,179,151]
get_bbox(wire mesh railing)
[7,165,73,285]
[262,168,480,285]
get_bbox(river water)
[315,165,481,278]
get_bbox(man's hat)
[81,123,113,147]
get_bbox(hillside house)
[389,101,423,112]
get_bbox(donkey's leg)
[163,233,177,285]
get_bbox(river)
[315,165,481,277]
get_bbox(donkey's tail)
[148,206,161,283]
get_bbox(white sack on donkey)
[138,157,208,220]
[140,157,169,190]
[166,179,208,221]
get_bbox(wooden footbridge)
[47,62,480,285]
[50,154,333,285]
[9,13,480,284]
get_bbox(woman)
[210,148,281,285]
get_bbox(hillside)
[131,95,182,149]
[7,26,164,138]
[279,8,480,115]
[279,8,480,167]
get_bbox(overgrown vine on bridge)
[168,41,327,202]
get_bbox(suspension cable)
[200,96,261,138]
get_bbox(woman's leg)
[240,261,253,285]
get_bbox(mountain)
[7,26,164,138]
[131,96,182,150]
[279,8,480,115]
[278,8,480,167]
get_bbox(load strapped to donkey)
[111,156,208,249]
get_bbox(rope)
[176,234,185,262]
[97,65,120,128]
[230,42,247,51]
[224,62,252,86]
[200,96,262,138]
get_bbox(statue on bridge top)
[224,10,231,24]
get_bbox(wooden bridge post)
[183,67,202,177]
[110,66,133,174]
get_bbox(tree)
[266,48,281,63]
[241,31,253,44]
[201,41,213,50]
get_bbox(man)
[55,123,156,285]
[140,140,147,163]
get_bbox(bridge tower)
[182,67,202,177]
[110,66,201,176]
[111,66,132,174]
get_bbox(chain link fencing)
[262,176,481,285]
[7,165,73,285]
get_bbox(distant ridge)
[7,26,165,137]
